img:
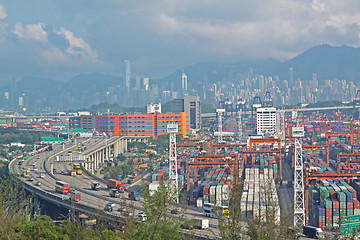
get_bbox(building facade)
[256,107,277,136]
[81,112,189,138]
[170,96,201,130]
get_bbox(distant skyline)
[0,1,359,82]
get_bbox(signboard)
[79,132,93,138]
[56,155,86,162]
[341,215,360,234]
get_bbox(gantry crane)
[302,145,329,167]
[186,154,240,191]
[292,126,305,227]
[336,153,360,173]
[167,123,179,203]
[305,170,360,224]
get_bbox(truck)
[69,184,75,193]
[107,179,122,189]
[69,192,81,202]
[109,188,120,198]
[107,179,125,192]
[127,178,133,184]
[91,182,101,191]
[73,163,82,175]
[181,219,209,230]
[303,226,324,239]
[129,191,140,201]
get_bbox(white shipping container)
[222,185,229,200]
[210,186,216,196]
[197,198,203,208]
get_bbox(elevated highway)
[9,136,220,239]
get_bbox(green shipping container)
[340,209,347,216]
[324,198,332,209]
[340,202,347,209]
[337,192,346,202]
[347,209,354,216]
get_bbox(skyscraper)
[181,72,188,92]
[125,60,131,93]
[289,67,294,88]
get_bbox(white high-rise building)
[143,77,149,91]
[181,72,187,92]
[256,107,277,136]
[125,60,131,93]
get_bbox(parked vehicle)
[91,182,101,191]
[109,189,120,198]
[303,226,324,239]
[129,191,140,201]
[69,192,81,202]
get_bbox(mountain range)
[1,44,360,111]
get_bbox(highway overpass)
[9,136,221,239]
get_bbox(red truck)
[107,179,126,193]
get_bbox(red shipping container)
[354,199,360,209]
[347,201,354,209]
[329,190,336,197]
[350,189,357,199]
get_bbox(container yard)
[240,166,280,224]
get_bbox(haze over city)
[0,1,359,81]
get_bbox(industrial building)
[80,112,189,138]
[256,107,277,136]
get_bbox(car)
[53,168,57,173]
[170,209,180,214]
[33,168,38,172]
[35,181,41,186]
[32,162,36,166]
[40,173,45,178]
[37,156,40,159]
[117,207,126,212]
[123,211,133,217]
[27,177,34,181]
[104,202,115,211]
[61,171,66,175]
[136,213,147,222]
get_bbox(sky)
[0,0,359,82]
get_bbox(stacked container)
[240,167,280,224]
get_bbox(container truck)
[303,226,324,239]
[91,182,101,191]
[109,189,120,198]
[107,179,122,189]
[69,192,81,202]
[107,179,125,192]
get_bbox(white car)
[33,168,38,172]
[40,173,45,178]
[136,213,147,222]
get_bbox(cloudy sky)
[0,0,359,82]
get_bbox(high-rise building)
[184,96,201,130]
[143,78,149,91]
[181,72,188,92]
[256,107,277,136]
[125,60,131,93]
[289,67,294,88]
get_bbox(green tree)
[126,181,184,240]
[218,183,244,239]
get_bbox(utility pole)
[293,126,305,227]
[167,122,179,203]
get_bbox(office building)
[147,103,162,114]
[81,113,189,138]
[170,96,201,130]
[256,107,277,136]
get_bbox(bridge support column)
[32,193,41,217]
